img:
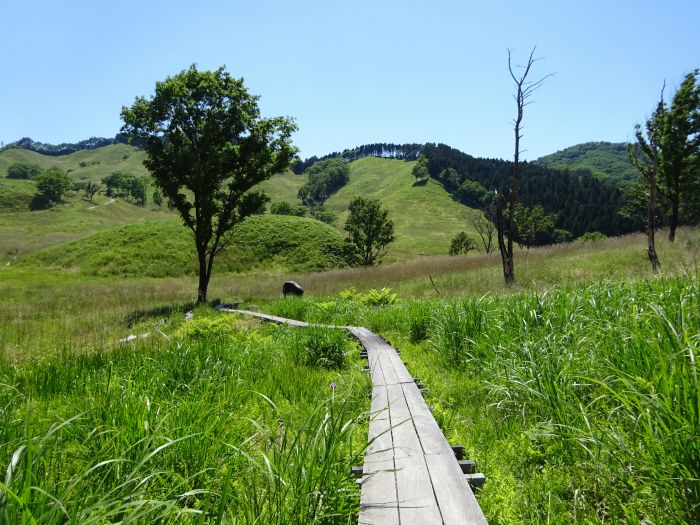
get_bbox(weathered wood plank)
[425,453,488,524]
[403,382,454,456]
[395,455,443,523]
[359,459,400,525]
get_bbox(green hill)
[19,214,346,276]
[0,143,150,183]
[535,141,637,181]
[324,157,482,259]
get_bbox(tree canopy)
[121,65,297,302]
[344,196,394,266]
[297,157,349,206]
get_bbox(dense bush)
[6,162,42,179]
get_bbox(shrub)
[174,315,237,340]
[7,162,41,179]
[448,231,478,255]
[577,231,606,241]
[360,287,399,306]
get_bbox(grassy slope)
[325,157,481,259]
[0,144,150,182]
[18,214,346,276]
[258,170,307,204]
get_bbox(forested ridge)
[295,142,639,238]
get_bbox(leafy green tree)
[7,162,42,179]
[658,70,700,241]
[457,179,491,207]
[297,157,349,206]
[82,181,101,203]
[344,196,394,266]
[448,232,478,255]
[34,169,72,206]
[512,204,556,247]
[152,190,163,208]
[121,65,297,303]
[102,171,128,197]
[125,176,147,205]
[412,156,429,181]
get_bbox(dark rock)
[282,281,304,297]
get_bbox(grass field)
[325,157,482,259]
[1,228,698,522]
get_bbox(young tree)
[448,232,478,255]
[495,47,551,285]
[658,70,700,241]
[121,65,297,303]
[34,169,72,206]
[629,90,665,273]
[344,196,394,266]
[82,181,101,203]
[512,203,556,248]
[412,156,430,181]
[152,190,163,208]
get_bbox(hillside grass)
[18,214,347,277]
[0,143,150,182]
[325,157,482,259]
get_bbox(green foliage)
[174,315,238,340]
[270,200,306,216]
[121,64,297,302]
[537,141,639,181]
[308,207,336,225]
[6,162,41,179]
[337,287,398,306]
[577,231,606,241]
[297,157,349,206]
[359,287,398,306]
[429,297,486,366]
[152,190,163,208]
[412,156,429,180]
[0,317,367,522]
[512,203,557,247]
[448,231,478,255]
[456,178,491,207]
[34,168,73,207]
[344,196,394,266]
[289,327,351,369]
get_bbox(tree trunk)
[197,248,209,304]
[668,197,679,242]
[495,193,514,285]
[648,171,661,272]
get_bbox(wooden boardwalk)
[227,309,487,524]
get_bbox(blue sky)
[1,0,698,160]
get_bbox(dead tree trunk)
[496,47,550,286]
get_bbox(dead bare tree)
[471,211,496,253]
[629,84,666,273]
[495,47,551,285]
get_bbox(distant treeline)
[291,143,422,174]
[423,143,638,237]
[1,134,143,156]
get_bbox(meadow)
[1,227,698,523]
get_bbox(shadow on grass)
[412,178,428,187]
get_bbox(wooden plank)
[425,453,488,524]
[386,383,422,459]
[359,459,400,525]
[395,455,443,523]
[403,382,454,456]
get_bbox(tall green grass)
[282,273,699,523]
[0,316,369,523]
